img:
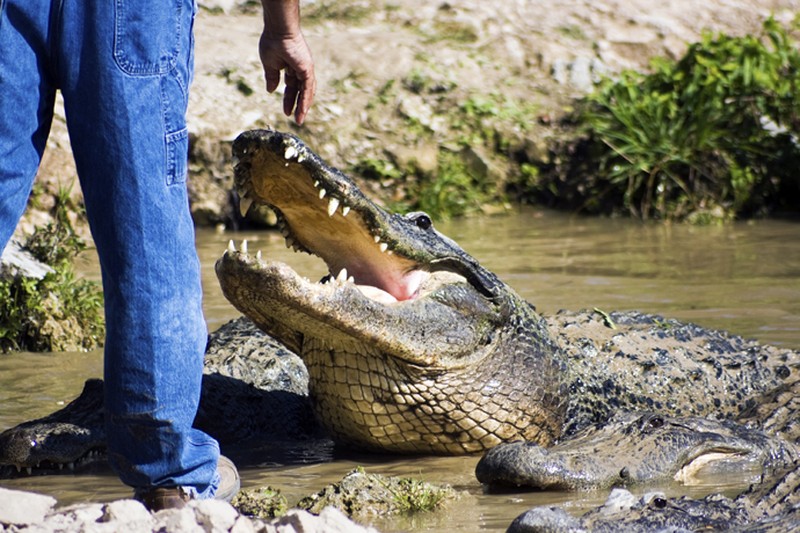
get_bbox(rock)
[551,56,609,92]
[460,145,506,186]
[191,499,239,532]
[297,468,459,518]
[269,507,380,533]
[507,506,584,533]
[229,515,258,533]
[386,143,439,177]
[0,240,53,280]
[41,502,108,532]
[0,487,56,526]
[232,486,289,520]
[396,94,445,133]
[0,486,383,533]
[98,500,154,529]
[600,488,639,514]
[154,507,205,533]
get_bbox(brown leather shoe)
[134,455,240,512]
[135,486,191,511]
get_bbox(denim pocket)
[166,127,189,186]
[114,0,183,76]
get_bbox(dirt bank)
[14,0,799,238]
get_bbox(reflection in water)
[0,208,798,531]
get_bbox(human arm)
[259,0,316,124]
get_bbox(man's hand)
[260,1,316,125]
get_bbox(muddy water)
[1,208,798,531]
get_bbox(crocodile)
[216,129,568,454]
[0,320,325,477]
[505,381,800,532]
[475,405,799,491]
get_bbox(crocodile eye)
[648,416,665,429]
[651,496,667,509]
[412,213,432,230]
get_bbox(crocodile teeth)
[285,237,295,249]
[240,240,248,254]
[256,250,263,262]
[319,188,327,200]
[227,240,235,253]
[373,235,381,243]
[342,206,350,217]
[379,242,389,253]
[284,145,298,160]
[336,268,348,282]
[239,195,253,217]
[327,197,340,217]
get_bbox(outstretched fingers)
[282,69,316,124]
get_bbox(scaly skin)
[217,129,567,454]
[476,409,799,490]
[503,379,800,532]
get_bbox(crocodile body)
[217,129,567,454]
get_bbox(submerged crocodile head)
[475,410,799,490]
[0,379,106,476]
[216,129,567,454]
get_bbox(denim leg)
[0,0,56,248]
[55,0,219,496]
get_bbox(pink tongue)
[389,270,425,301]
[349,269,424,302]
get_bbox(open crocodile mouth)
[228,130,468,303]
[672,448,759,484]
